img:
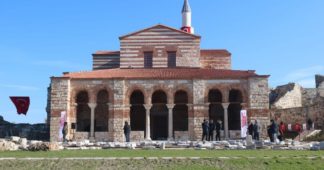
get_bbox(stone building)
[270,75,324,129]
[48,0,270,142]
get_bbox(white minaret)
[181,0,194,34]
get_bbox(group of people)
[267,120,286,142]
[201,119,222,141]
[247,120,260,141]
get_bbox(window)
[144,52,153,68]
[167,52,176,68]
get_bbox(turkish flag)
[10,97,30,115]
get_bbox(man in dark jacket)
[248,121,254,137]
[270,119,278,142]
[215,120,222,141]
[123,121,131,142]
[201,119,209,141]
[208,120,215,141]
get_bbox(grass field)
[0,150,324,170]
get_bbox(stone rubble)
[0,137,324,151]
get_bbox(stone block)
[10,136,20,143]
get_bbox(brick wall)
[119,25,201,68]
[200,50,231,69]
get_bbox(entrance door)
[150,105,168,140]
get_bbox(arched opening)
[228,89,243,130]
[208,89,224,126]
[173,91,188,133]
[151,90,168,140]
[76,91,91,132]
[130,90,146,135]
[94,90,109,132]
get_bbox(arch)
[228,89,243,130]
[76,90,91,132]
[208,89,222,103]
[94,90,109,132]
[125,86,148,104]
[229,89,243,103]
[150,90,168,140]
[174,90,188,104]
[130,90,146,133]
[152,90,168,104]
[173,90,188,132]
[208,89,224,128]
[173,85,193,104]
[150,84,172,104]
[130,90,145,105]
[228,104,242,130]
[92,86,113,104]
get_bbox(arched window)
[76,91,90,132]
[208,89,224,126]
[94,90,109,131]
[228,89,243,130]
[130,90,146,132]
[173,90,188,131]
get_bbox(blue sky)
[0,0,323,124]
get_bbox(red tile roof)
[200,49,231,57]
[59,68,269,79]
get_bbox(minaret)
[181,0,194,34]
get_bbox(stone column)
[88,103,97,140]
[144,104,152,140]
[167,104,175,140]
[222,103,230,139]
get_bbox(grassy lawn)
[0,149,323,158]
[0,150,323,170]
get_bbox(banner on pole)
[59,111,67,141]
[240,110,248,138]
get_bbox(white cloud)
[0,84,39,91]
[283,65,324,88]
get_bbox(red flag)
[10,97,30,115]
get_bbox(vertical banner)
[59,111,67,142]
[240,110,248,138]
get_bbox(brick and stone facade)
[47,24,270,142]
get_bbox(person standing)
[62,122,68,142]
[253,120,260,141]
[278,121,285,141]
[123,121,131,142]
[215,120,222,141]
[270,119,278,143]
[201,119,209,141]
[248,121,254,138]
[208,120,215,141]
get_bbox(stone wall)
[130,131,145,141]
[302,88,317,106]
[49,78,70,142]
[271,83,302,109]
[174,131,189,141]
[49,76,270,142]
[247,77,270,138]
[270,98,324,129]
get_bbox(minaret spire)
[181,0,194,34]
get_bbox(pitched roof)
[119,24,201,40]
[182,0,191,13]
[59,68,269,79]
